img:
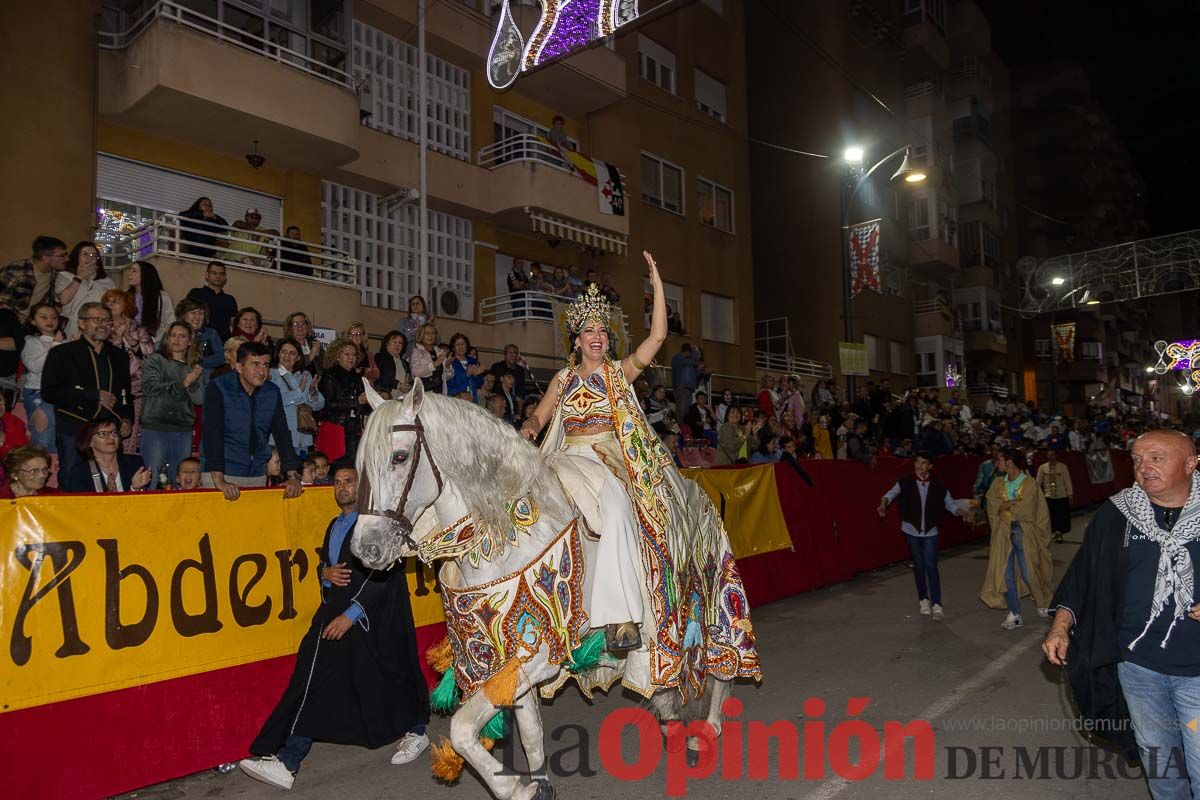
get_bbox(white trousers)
[560,441,645,628]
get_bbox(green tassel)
[481,709,508,741]
[430,669,460,715]
[568,630,606,673]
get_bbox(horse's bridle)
[358,418,444,549]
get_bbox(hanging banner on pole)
[849,219,882,298]
[1053,322,1077,363]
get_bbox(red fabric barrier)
[0,621,445,800]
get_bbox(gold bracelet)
[630,353,648,371]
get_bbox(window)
[915,351,937,386]
[981,178,997,209]
[700,292,735,343]
[322,181,474,318]
[645,279,685,331]
[908,195,930,240]
[353,21,471,161]
[693,69,726,122]
[939,199,957,246]
[890,341,907,375]
[1035,339,1051,359]
[865,334,884,372]
[1080,342,1103,360]
[697,177,733,232]
[640,152,684,214]
[638,35,676,94]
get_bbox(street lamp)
[840,145,926,397]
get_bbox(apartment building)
[749,0,1021,399]
[2,0,755,382]
[1011,60,1167,413]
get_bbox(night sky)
[983,0,1200,237]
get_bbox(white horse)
[351,381,736,800]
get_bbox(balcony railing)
[478,291,629,329]
[477,135,572,172]
[98,0,354,89]
[100,213,357,286]
[904,80,943,99]
[753,351,833,380]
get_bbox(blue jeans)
[1003,522,1031,615]
[22,389,54,448]
[1118,661,1200,799]
[277,734,312,774]
[140,429,192,488]
[55,428,80,484]
[905,533,941,605]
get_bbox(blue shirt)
[324,511,364,623]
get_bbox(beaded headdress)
[565,283,612,332]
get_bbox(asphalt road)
[122,509,1154,800]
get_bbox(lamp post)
[840,145,926,399]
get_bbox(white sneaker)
[1001,612,1023,630]
[1037,608,1050,618]
[931,604,944,620]
[390,731,430,765]
[919,599,932,616]
[238,756,294,790]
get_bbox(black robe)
[1050,501,1138,756]
[250,517,429,753]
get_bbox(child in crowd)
[310,451,331,484]
[176,458,203,490]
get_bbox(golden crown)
[565,283,612,332]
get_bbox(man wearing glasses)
[41,302,132,478]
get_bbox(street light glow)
[843,146,864,163]
[1146,366,1156,373]
[1051,277,1066,286]
[904,171,927,183]
[1085,299,1100,305]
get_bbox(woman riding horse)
[520,251,753,697]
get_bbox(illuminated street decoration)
[945,363,962,389]
[487,0,645,89]
[1153,339,1200,373]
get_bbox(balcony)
[475,135,629,249]
[479,291,629,329]
[965,328,1008,355]
[949,57,993,103]
[901,8,950,70]
[753,351,833,380]
[904,80,946,120]
[910,237,960,276]
[98,1,359,171]
[101,213,357,286]
[914,299,956,338]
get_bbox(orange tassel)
[430,737,465,784]
[483,657,522,708]
[426,636,454,675]
[481,737,496,750]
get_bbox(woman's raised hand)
[643,250,662,288]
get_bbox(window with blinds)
[700,292,734,343]
[640,152,684,215]
[96,153,283,230]
[637,34,676,94]
[693,69,726,122]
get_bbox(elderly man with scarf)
[1045,430,1200,799]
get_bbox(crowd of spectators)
[0,229,1183,501]
[0,232,539,498]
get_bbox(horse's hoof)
[531,778,556,800]
[686,748,700,768]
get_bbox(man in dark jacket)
[1045,430,1197,779]
[489,343,528,400]
[239,463,431,789]
[201,341,303,500]
[41,302,133,479]
[878,453,969,619]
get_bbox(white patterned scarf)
[1113,471,1200,651]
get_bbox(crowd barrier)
[0,450,1133,799]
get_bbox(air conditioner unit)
[432,287,473,320]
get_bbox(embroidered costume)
[537,285,761,697]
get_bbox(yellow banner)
[682,465,793,558]
[0,490,447,714]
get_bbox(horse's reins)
[358,418,444,549]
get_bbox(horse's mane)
[360,392,564,537]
